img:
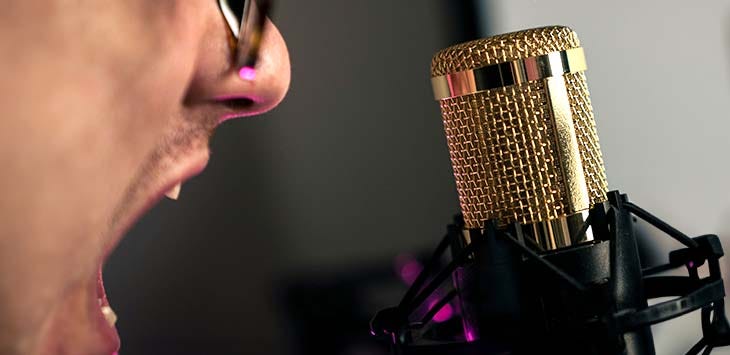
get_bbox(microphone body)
[430,26,653,354]
[372,26,730,355]
[431,26,606,249]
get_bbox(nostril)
[221,97,255,110]
[215,96,260,122]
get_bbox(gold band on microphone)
[431,47,587,100]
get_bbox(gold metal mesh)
[433,26,607,229]
[565,72,609,203]
[431,26,581,77]
[439,81,568,226]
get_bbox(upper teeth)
[165,182,182,200]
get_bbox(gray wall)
[260,1,458,272]
[484,0,730,353]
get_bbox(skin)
[0,1,290,354]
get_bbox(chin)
[35,275,120,355]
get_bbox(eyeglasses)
[218,0,272,80]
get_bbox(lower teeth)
[100,304,118,327]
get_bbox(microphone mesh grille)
[565,72,609,208]
[439,79,565,225]
[431,26,581,77]
[432,26,607,228]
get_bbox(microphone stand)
[371,191,730,354]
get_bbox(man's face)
[0,1,290,354]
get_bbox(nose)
[185,10,291,122]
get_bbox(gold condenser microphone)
[431,26,608,250]
[371,25,729,355]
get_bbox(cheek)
[105,47,199,156]
[0,2,206,350]
[95,2,204,155]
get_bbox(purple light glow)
[466,329,476,342]
[239,66,257,81]
[428,300,454,323]
[400,261,422,285]
[394,253,423,285]
[688,261,695,268]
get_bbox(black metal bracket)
[370,190,730,354]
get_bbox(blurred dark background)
[106,1,730,354]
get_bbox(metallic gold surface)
[565,72,609,205]
[431,47,586,100]
[431,26,608,249]
[523,210,594,250]
[545,76,590,213]
[457,211,595,251]
[431,26,581,77]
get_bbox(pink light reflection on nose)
[239,66,257,81]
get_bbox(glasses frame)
[217,0,272,75]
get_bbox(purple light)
[466,329,476,342]
[239,66,257,81]
[688,261,695,268]
[400,261,422,285]
[428,300,454,323]
[394,253,422,285]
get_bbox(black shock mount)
[370,191,730,354]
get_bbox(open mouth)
[92,149,210,353]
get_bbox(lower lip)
[92,270,120,354]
